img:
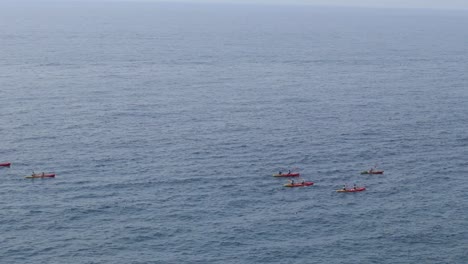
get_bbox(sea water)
[0,2,467,263]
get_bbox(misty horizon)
[2,0,468,11]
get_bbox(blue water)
[1,2,467,263]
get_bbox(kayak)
[273,173,300,177]
[284,182,314,187]
[361,170,383,174]
[336,187,366,192]
[25,173,55,179]
[0,162,11,167]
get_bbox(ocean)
[0,2,467,263]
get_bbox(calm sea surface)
[0,2,467,263]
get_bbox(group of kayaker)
[338,165,384,192]
[274,165,382,191]
[0,162,56,179]
[273,168,314,187]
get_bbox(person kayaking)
[342,185,347,191]
[278,171,282,175]
[290,179,295,185]
[353,184,357,190]
[301,180,305,185]
[288,170,291,174]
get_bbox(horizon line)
[2,0,468,12]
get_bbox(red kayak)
[25,173,56,179]
[284,182,314,187]
[336,187,366,192]
[273,173,300,177]
[0,162,11,167]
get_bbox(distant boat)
[336,187,366,193]
[284,181,314,187]
[361,170,383,175]
[273,172,300,177]
[25,173,55,179]
[0,162,11,167]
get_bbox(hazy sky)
[97,0,468,10]
[3,0,468,10]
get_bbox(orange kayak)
[336,187,366,192]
